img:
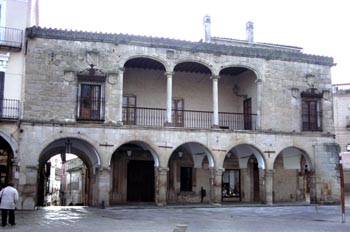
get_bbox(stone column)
[97,167,111,207]
[116,67,125,126]
[156,167,169,206]
[211,168,223,204]
[264,169,274,205]
[165,71,174,126]
[211,75,220,127]
[256,78,262,129]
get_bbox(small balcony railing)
[0,27,23,50]
[77,97,105,121]
[123,107,257,130]
[0,99,20,119]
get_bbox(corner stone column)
[256,78,262,129]
[211,168,223,204]
[164,71,174,126]
[156,167,169,206]
[264,169,274,205]
[97,167,111,207]
[116,67,125,125]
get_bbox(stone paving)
[2,202,349,232]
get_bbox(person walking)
[0,182,19,227]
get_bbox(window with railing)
[301,88,322,131]
[76,65,106,121]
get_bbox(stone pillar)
[256,78,262,130]
[156,167,169,206]
[308,170,317,204]
[165,72,174,126]
[211,75,220,127]
[264,169,274,205]
[211,168,223,204]
[116,67,125,125]
[97,167,111,207]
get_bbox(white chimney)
[246,21,254,43]
[203,15,211,43]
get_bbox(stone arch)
[122,55,168,71]
[110,140,160,167]
[167,142,214,204]
[0,129,19,158]
[272,146,312,203]
[227,144,266,169]
[174,59,213,75]
[222,144,266,203]
[219,65,262,81]
[0,129,19,188]
[109,140,159,204]
[168,141,215,168]
[37,137,101,206]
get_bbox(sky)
[39,0,349,84]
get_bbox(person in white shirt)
[0,182,19,227]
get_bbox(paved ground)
[3,202,349,232]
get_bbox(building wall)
[15,28,340,208]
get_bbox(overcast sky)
[39,0,348,84]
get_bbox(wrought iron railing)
[0,99,20,119]
[122,106,257,130]
[77,97,105,121]
[0,27,23,49]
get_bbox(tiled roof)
[26,27,334,66]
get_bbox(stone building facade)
[6,19,341,209]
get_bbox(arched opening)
[167,142,214,204]
[110,141,158,204]
[0,136,15,189]
[123,57,167,126]
[223,144,265,203]
[219,67,258,130]
[38,138,100,206]
[273,147,312,203]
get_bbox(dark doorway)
[253,159,260,201]
[127,160,155,202]
[243,98,252,130]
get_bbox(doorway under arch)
[223,144,265,203]
[167,142,214,204]
[110,141,159,204]
[273,147,312,203]
[38,137,100,206]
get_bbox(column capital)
[118,67,125,73]
[164,71,175,77]
[210,75,220,80]
[158,167,169,174]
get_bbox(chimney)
[246,21,254,43]
[203,15,211,43]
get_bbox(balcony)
[0,99,20,119]
[0,27,23,51]
[122,107,257,130]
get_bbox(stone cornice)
[26,26,335,67]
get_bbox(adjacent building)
[0,13,341,209]
[0,0,38,190]
[332,83,350,192]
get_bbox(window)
[301,88,322,131]
[77,65,106,121]
[78,84,103,120]
[180,167,192,191]
[123,95,136,125]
